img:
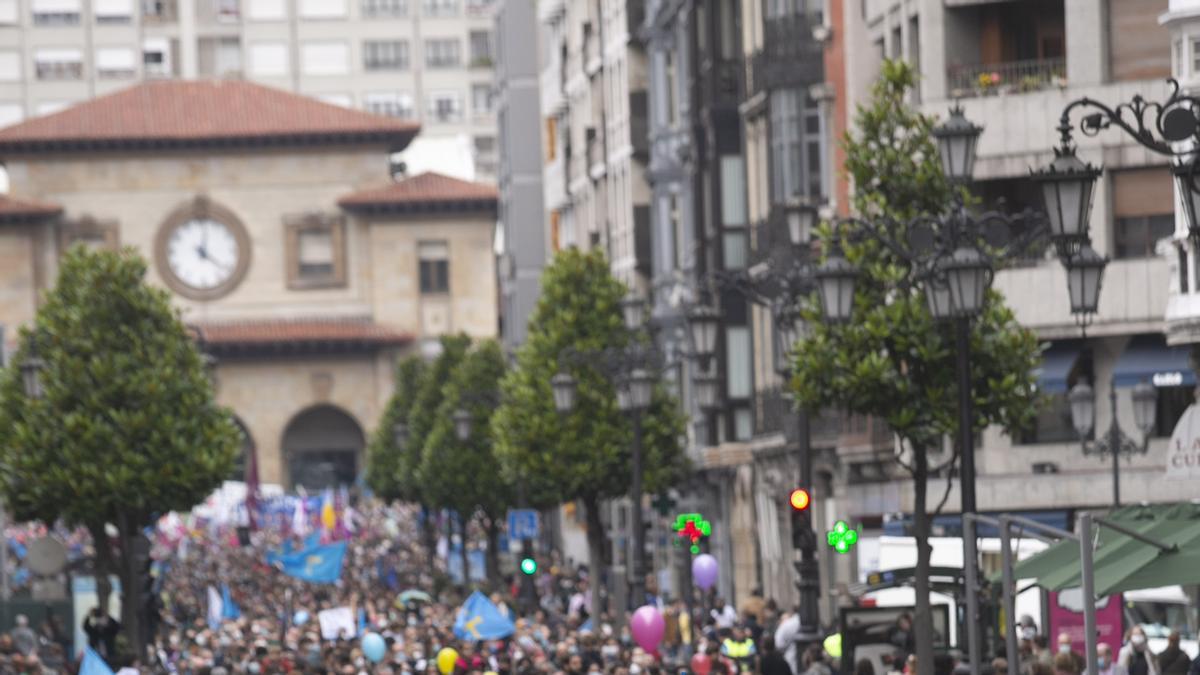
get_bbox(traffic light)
[827,520,859,554]
[520,557,537,575]
[789,488,816,550]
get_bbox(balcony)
[35,61,83,81]
[947,58,1065,99]
[141,0,178,22]
[750,14,824,96]
[753,386,840,446]
[698,57,743,111]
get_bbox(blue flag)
[453,590,515,641]
[305,532,321,550]
[80,647,115,675]
[276,541,346,584]
[221,584,241,620]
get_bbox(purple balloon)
[692,553,719,590]
[630,605,665,652]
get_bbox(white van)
[1123,586,1199,659]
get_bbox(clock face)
[155,200,251,301]
[166,218,241,291]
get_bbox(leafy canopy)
[366,355,427,502]
[491,248,688,509]
[0,246,240,527]
[792,60,1043,450]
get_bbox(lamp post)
[1067,379,1157,507]
[6,335,46,604]
[550,291,677,611]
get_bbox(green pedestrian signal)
[520,558,537,575]
[827,520,858,554]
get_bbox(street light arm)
[1057,80,1200,156]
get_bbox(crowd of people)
[0,501,1198,675]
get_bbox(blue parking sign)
[507,509,539,539]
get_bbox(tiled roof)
[337,172,498,214]
[0,194,62,222]
[199,318,411,355]
[0,80,420,154]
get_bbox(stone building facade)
[0,79,498,488]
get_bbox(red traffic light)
[789,488,811,511]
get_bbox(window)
[31,0,81,24]
[95,0,133,21]
[664,50,678,124]
[422,0,454,15]
[59,218,118,252]
[726,326,753,399]
[419,241,450,294]
[471,83,493,114]
[286,215,346,288]
[1115,215,1175,259]
[301,42,348,75]
[469,30,492,66]
[249,42,288,76]
[0,52,19,82]
[96,47,137,78]
[425,38,460,68]
[1021,351,1090,445]
[670,194,685,270]
[1113,168,1175,259]
[34,49,83,81]
[473,135,495,155]
[299,0,344,17]
[0,0,15,24]
[361,0,404,16]
[143,38,171,77]
[769,88,824,203]
[721,155,747,227]
[364,40,408,70]
[364,91,413,118]
[247,0,284,19]
[427,90,462,123]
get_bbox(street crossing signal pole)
[791,406,821,646]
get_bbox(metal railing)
[947,57,1066,98]
[753,386,840,442]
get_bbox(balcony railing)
[699,57,744,110]
[749,13,824,96]
[947,57,1066,99]
[35,62,83,81]
[753,386,840,445]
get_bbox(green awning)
[997,503,1200,596]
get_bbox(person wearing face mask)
[1097,643,1127,675]
[1057,632,1086,675]
[1119,627,1159,675]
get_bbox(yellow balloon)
[437,648,459,675]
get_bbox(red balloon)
[691,653,712,675]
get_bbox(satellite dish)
[25,536,68,576]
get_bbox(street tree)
[492,248,688,619]
[366,355,427,503]
[419,340,513,585]
[0,246,239,653]
[791,61,1042,675]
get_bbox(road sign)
[507,509,539,540]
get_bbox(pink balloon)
[692,553,719,590]
[630,605,665,652]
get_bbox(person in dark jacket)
[760,636,793,675]
[1158,631,1192,675]
[82,607,121,659]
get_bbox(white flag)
[206,585,222,631]
[293,497,308,536]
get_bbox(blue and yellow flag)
[453,590,515,641]
[80,647,115,675]
[276,541,346,584]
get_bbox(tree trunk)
[582,495,607,623]
[116,512,144,662]
[88,523,114,614]
[484,516,501,588]
[422,506,437,577]
[912,443,935,675]
[458,513,471,587]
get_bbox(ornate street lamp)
[693,373,721,412]
[622,292,647,330]
[1131,382,1158,437]
[1030,146,1102,257]
[925,274,955,320]
[1068,376,1156,507]
[1068,383,1096,440]
[551,372,577,413]
[453,407,472,442]
[815,245,857,323]
[942,246,993,318]
[686,304,721,367]
[628,368,653,410]
[772,301,807,376]
[1064,244,1107,323]
[786,202,820,246]
[933,105,984,183]
[1171,161,1200,241]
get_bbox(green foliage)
[366,356,427,502]
[491,248,688,510]
[418,340,514,520]
[403,334,472,504]
[0,246,239,528]
[792,60,1043,449]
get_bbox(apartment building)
[0,0,499,177]
[537,0,650,289]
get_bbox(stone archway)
[230,417,255,481]
[281,404,365,491]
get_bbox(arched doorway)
[281,405,365,491]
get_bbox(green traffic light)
[520,558,537,575]
[827,520,858,554]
